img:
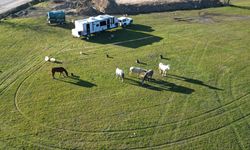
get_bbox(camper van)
[72,15,119,38]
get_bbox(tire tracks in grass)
[226,65,250,150]
[171,41,209,144]
[149,35,204,147]
[130,109,250,149]
[0,41,53,96]
[11,32,250,148]
[13,33,250,134]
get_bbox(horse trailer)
[72,15,132,38]
[47,10,65,24]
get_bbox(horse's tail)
[121,72,125,82]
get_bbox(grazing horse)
[129,67,147,77]
[142,70,154,85]
[159,63,170,76]
[116,68,125,82]
[51,67,68,79]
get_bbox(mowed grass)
[0,0,250,149]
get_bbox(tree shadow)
[167,74,223,90]
[229,4,250,10]
[125,78,194,94]
[82,28,162,48]
[55,77,96,88]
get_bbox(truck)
[117,16,133,27]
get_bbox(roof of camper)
[75,15,114,24]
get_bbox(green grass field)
[0,0,250,149]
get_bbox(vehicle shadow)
[126,78,195,94]
[82,26,162,48]
[49,22,75,30]
[167,74,223,90]
[125,24,154,32]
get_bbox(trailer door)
[107,19,110,29]
[86,23,90,35]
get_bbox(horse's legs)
[62,71,66,77]
[52,71,55,79]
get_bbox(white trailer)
[72,15,119,38]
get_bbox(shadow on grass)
[160,56,170,60]
[126,78,194,94]
[55,76,96,88]
[167,74,223,90]
[125,24,155,32]
[49,22,75,30]
[229,4,250,10]
[0,20,53,33]
[138,61,147,65]
[82,26,162,48]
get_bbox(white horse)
[116,68,125,82]
[129,67,147,77]
[159,63,170,76]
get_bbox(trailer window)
[100,21,107,26]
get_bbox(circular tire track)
[12,37,250,149]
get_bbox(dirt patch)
[92,0,223,14]
[173,11,250,24]
[5,0,231,19]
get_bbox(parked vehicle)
[47,10,65,24]
[117,16,133,27]
[72,15,133,38]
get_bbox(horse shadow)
[167,74,223,90]
[126,78,195,94]
[55,76,96,88]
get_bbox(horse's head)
[166,65,170,70]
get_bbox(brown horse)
[51,67,68,79]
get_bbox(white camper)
[72,15,119,37]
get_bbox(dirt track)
[93,0,223,14]
[115,0,183,5]
[0,0,32,14]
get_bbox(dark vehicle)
[47,10,65,24]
